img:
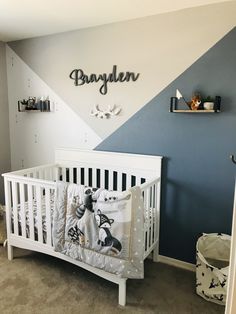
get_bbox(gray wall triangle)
[96,27,236,263]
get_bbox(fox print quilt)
[53,182,144,278]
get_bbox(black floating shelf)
[171,109,220,113]
[170,95,221,113]
[18,99,51,112]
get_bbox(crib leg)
[7,244,13,261]
[153,241,159,262]
[118,279,127,306]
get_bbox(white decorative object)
[90,104,121,119]
[176,89,183,100]
[203,102,214,110]
[176,89,188,105]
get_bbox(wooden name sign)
[69,65,140,95]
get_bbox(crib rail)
[6,162,149,191]
[6,163,58,181]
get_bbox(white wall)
[0,42,11,203]
[6,46,101,170]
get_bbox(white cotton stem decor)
[90,104,121,119]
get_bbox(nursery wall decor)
[90,104,121,119]
[169,89,221,113]
[18,96,51,112]
[69,65,140,95]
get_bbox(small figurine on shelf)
[27,97,37,110]
[187,94,201,110]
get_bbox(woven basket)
[196,233,230,305]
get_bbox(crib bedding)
[53,182,144,279]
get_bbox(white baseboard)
[159,255,195,272]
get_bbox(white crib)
[2,148,162,306]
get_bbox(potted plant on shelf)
[203,96,214,110]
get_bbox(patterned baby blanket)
[53,182,144,278]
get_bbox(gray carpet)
[0,246,224,314]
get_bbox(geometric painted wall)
[97,27,236,263]
[8,2,236,139]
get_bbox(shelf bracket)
[230,155,236,165]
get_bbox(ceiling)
[0,0,231,42]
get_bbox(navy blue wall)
[96,27,236,263]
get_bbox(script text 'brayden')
[69,65,140,95]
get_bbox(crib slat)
[27,184,34,240]
[49,167,54,181]
[150,186,154,246]
[153,186,156,245]
[92,168,97,188]
[75,167,79,184]
[136,176,142,186]
[142,188,147,254]
[117,172,122,191]
[152,181,160,262]
[12,182,19,236]
[62,167,67,182]
[155,184,158,239]
[43,169,46,180]
[100,169,105,189]
[154,184,158,244]
[155,182,160,242]
[108,170,113,190]
[19,183,26,238]
[127,174,132,189]
[38,169,44,180]
[45,167,51,181]
[45,188,52,246]
[145,187,150,250]
[4,179,12,236]
[36,186,43,243]
[69,167,74,183]
[84,168,89,186]
[46,168,50,181]
[50,167,54,180]
[54,167,60,181]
